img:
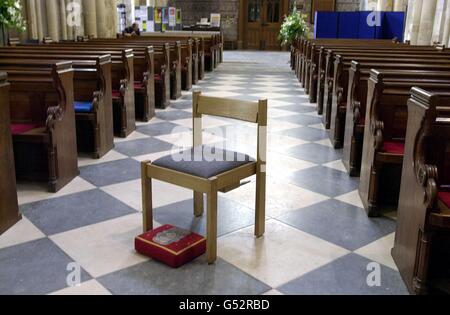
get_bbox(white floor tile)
[218,220,349,288]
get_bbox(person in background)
[123,23,141,37]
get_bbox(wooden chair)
[141,91,268,264]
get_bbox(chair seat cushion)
[383,141,405,155]
[74,101,93,113]
[11,123,39,135]
[112,90,121,99]
[439,192,450,208]
[153,146,255,179]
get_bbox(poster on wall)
[135,6,148,32]
[154,7,162,31]
[176,8,182,30]
[210,14,221,27]
[169,7,176,27]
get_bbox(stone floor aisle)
[0,51,408,295]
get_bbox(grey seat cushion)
[153,146,255,179]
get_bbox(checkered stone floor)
[0,51,408,295]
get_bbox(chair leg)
[255,171,266,237]
[206,184,218,264]
[141,161,153,232]
[194,192,204,217]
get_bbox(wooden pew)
[344,64,450,177]
[315,45,449,110]
[0,45,136,138]
[0,72,21,235]
[152,30,222,64]
[297,38,402,85]
[392,87,450,295]
[0,61,78,192]
[0,54,114,159]
[142,31,218,73]
[326,56,450,145]
[87,39,183,99]
[112,36,195,90]
[359,70,450,217]
[2,44,157,120]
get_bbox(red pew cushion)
[134,81,144,89]
[11,123,39,135]
[112,90,121,99]
[154,74,162,81]
[439,192,450,208]
[135,224,206,268]
[383,141,405,155]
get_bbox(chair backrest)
[192,91,268,168]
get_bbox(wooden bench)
[0,61,78,192]
[359,70,450,217]
[0,72,21,235]
[36,41,162,112]
[326,56,450,145]
[392,87,450,295]
[113,36,195,90]
[0,54,114,159]
[314,46,449,109]
[142,32,219,72]
[344,64,450,177]
[3,45,137,137]
[296,38,402,85]
[86,39,183,100]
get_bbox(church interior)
[1,0,450,297]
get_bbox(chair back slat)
[195,93,260,123]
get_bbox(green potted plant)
[0,0,26,45]
[278,10,309,48]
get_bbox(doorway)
[243,0,289,50]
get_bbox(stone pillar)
[46,0,60,41]
[403,0,415,41]
[96,0,108,38]
[393,0,407,11]
[35,0,45,40]
[60,0,68,40]
[443,1,450,46]
[377,0,394,11]
[431,0,447,44]
[105,0,118,38]
[83,0,98,37]
[417,0,438,45]
[73,0,84,38]
[26,0,38,39]
[409,0,424,45]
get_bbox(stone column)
[393,0,407,11]
[46,0,60,41]
[83,0,98,37]
[377,0,394,11]
[105,0,118,38]
[60,0,68,40]
[26,0,38,39]
[431,0,447,44]
[35,0,45,40]
[403,0,415,41]
[96,0,108,38]
[409,0,423,45]
[443,1,450,46]
[73,0,85,38]
[417,0,438,45]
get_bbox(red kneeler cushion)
[383,141,405,155]
[135,225,206,268]
[11,123,39,135]
[439,192,450,208]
